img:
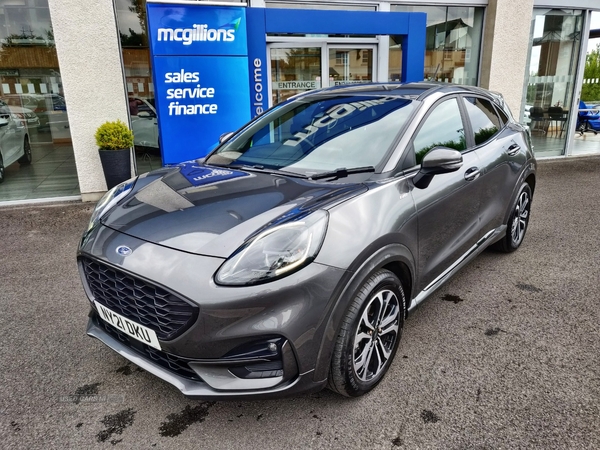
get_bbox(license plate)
[95,301,162,350]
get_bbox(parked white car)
[130,97,159,153]
[4,94,61,131]
[8,104,40,128]
[0,101,31,183]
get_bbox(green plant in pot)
[95,119,134,190]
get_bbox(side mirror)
[219,131,234,144]
[0,116,9,127]
[413,147,463,189]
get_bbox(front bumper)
[79,224,346,398]
[87,313,326,399]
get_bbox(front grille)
[97,317,201,381]
[81,257,198,341]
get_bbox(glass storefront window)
[521,9,583,157]
[114,0,161,173]
[572,11,600,156]
[0,0,77,201]
[389,5,484,86]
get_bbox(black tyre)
[18,136,32,165]
[493,183,532,253]
[328,269,405,397]
[0,156,4,184]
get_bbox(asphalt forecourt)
[1,155,598,449]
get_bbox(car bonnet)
[100,162,367,258]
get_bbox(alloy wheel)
[511,191,530,246]
[352,289,400,382]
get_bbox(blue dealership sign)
[146,2,426,165]
[152,55,250,164]
[147,4,251,164]
[148,5,247,56]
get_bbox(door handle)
[464,167,480,182]
[506,143,521,156]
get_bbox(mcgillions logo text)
[158,24,236,45]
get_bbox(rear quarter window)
[464,97,502,146]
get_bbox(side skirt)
[407,225,507,314]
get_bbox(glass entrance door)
[328,47,374,86]
[269,43,377,106]
[270,47,322,105]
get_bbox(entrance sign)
[147,2,426,165]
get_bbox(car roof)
[295,82,498,102]
[291,82,437,100]
[293,82,509,115]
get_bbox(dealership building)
[0,0,598,204]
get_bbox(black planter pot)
[98,148,131,190]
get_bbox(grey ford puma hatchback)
[78,82,536,399]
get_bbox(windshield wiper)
[227,164,309,179]
[309,166,375,181]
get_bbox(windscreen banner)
[147,4,251,164]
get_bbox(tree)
[120,0,148,48]
[581,43,600,103]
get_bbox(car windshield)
[205,95,415,176]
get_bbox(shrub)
[95,119,134,150]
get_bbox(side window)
[413,98,466,165]
[464,97,502,146]
[495,105,509,125]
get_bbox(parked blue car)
[577,100,600,135]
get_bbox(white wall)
[480,0,535,116]
[48,0,130,201]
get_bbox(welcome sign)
[147,2,426,165]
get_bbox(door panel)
[412,150,482,291]
[409,97,482,291]
[475,126,524,234]
[461,96,525,235]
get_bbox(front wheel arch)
[328,269,405,396]
[312,242,415,383]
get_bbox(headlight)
[86,178,137,232]
[215,210,329,286]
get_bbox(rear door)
[410,97,483,292]
[461,96,525,235]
